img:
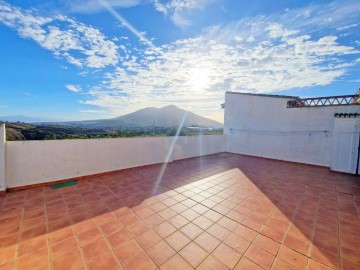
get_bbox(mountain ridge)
[59,105,223,129]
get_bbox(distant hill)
[57,105,223,129]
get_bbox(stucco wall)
[5,135,225,188]
[224,92,360,167]
[0,124,5,191]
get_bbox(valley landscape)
[1,105,223,141]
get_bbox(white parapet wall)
[0,124,6,192]
[5,135,225,188]
[224,92,360,167]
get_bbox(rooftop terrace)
[1,153,359,270]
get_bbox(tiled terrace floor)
[0,153,360,270]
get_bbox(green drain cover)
[51,180,77,189]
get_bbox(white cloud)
[153,0,216,27]
[83,18,358,117]
[0,1,121,68]
[337,23,358,31]
[66,84,82,92]
[67,0,140,13]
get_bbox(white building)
[224,91,360,174]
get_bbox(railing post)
[0,123,6,194]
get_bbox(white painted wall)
[5,135,225,188]
[0,124,5,191]
[224,92,360,167]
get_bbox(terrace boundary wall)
[224,92,360,171]
[4,134,225,189]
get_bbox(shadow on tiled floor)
[0,153,359,269]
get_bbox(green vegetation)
[2,122,223,141]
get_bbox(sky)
[0,0,359,123]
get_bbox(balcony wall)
[4,135,225,188]
[224,92,360,168]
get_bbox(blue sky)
[0,0,359,122]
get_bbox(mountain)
[58,105,223,129]
[0,115,62,123]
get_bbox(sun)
[189,68,211,91]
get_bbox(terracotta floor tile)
[100,219,124,236]
[77,227,103,247]
[158,208,177,220]
[217,216,239,231]
[51,248,85,270]
[106,229,132,248]
[207,223,230,241]
[278,245,308,270]
[118,213,141,226]
[244,244,274,270]
[310,246,339,269]
[48,218,71,233]
[95,212,117,225]
[192,215,214,230]
[181,199,197,208]
[82,237,110,262]
[143,214,165,228]
[18,235,47,256]
[0,246,16,265]
[253,234,280,256]
[204,210,223,222]
[179,242,208,268]
[114,239,143,264]
[123,252,156,270]
[147,240,176,266]
[164,231,191,251]
[154,221,177,238]
[307,259,335,270]
[114,207,133,218]
[0,233,18,249]
[212,243,242,269]
[126,221,150,237]
[340,245,360,264]
[51,236,78,258]
[181,209,200,221]
[159,254,192,270]
[20,225,46,242]
[191,204,209,214]
[135,230,162,250]
[341,257,360,270]
[226,210,246,223]
[150,202,167,212]
[73,219,98,234]
[194,231,221,253]
[261,225,286,243]
[272,258,297,270]
[135,207,155,218]
[283,234,310,256]
[223,232,251,254]
[3,152,360,270]
[87,251,120,270]
[168,215,189,229]
[170,203,188,214]
[234,224,257,242]
[197,255,228,270]
[180,223,203,239]
[234,257,263,270]
[0,260,14,270]
[15,247,49,270]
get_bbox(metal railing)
[287,94,360,108]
